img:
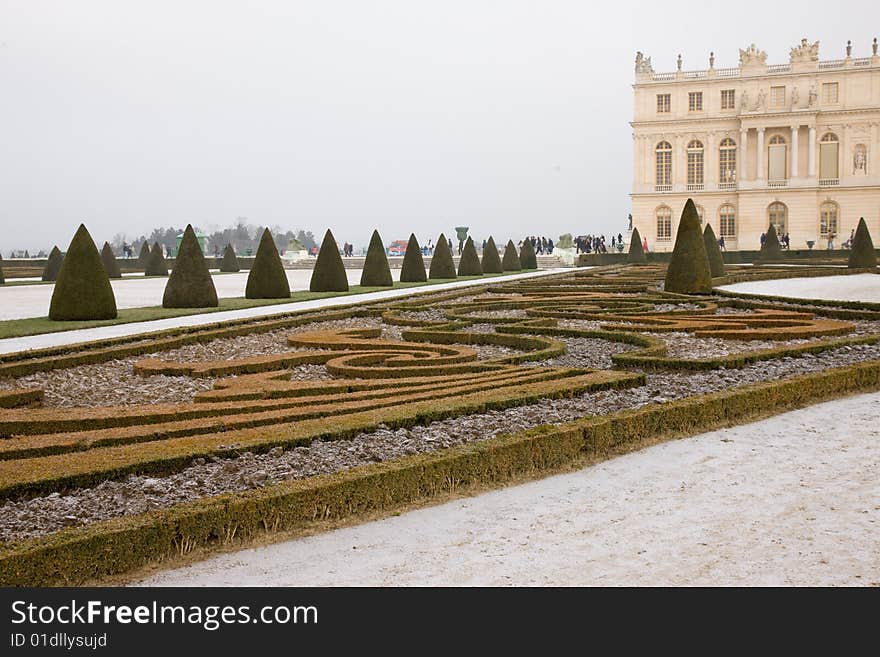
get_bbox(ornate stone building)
[631,39,880,252]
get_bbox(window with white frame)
[822,82,839,104]
[655,141,672,186]
[686,140,704,186]
[768,202,788,235]
[656,207,672,240]
[720,89,735,110]
[820,202,839,237]
[819,132,839,180]
[770,86,786,108]
[688,92,703,111]
[768,134,787,181]
[719,138,736,183]
[656,94,671,113]
[719,205,736,238]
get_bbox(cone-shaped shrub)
[137,242,151,268]
[360,229,393,287]
[101,242,122,278]
[664,198,712,294]
[400,233,427,283]
[144,242,168,276]
[219,243,240,272]
[48,224,117,320]
[502,240,521,271]
[458,237,483,276]
[848,217,877,269]
[429,233,457,279]
[703,224,725,277]
[309,229,348,293]
[42,246,64,281]
[760,224,783,261]
[519,238,537,269]
[247,228,291,298]
[481,236,503,273]
[162,224,219,308]
[0,255,5,285]
[627,227,647,263]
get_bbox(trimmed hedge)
[481,236,503,273]
[457,237,482,276]
[42,246,64,282]
[664,198,711,294]
[100,242,122,279]
[162,224,219,308]
[760,224,783,261]
[137,242,151,269]
[0,254,4,285]
[502,240,521,271]
[48,224,118,321]
[703,223,725,277]
[519,238,537,269]
[310,229,349,293]
[627,227,646,264]
[219,244,240,273]
[247,228,291,298]
[144,243,168,277]
[400,234,427,283]
[360,229,393,287]
[848,217,877,269]
[429,233,456,279]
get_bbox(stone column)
[790,125,799,178]
[756,128,765,181]
[739,128,748,181]
[808,126,817,177]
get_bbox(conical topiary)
[137,242,151,269]
[429,233,457,279]
[101,242,122,278]
[144,242,168,276]
[42,246,64,281]
[519,238,537,269]
[309,229,349,293]
[848,217,877,269]
[162,224,219,308]
[627,227,647,263]
[760,224,783,261]
[481,236,503,273]
[664,198,712,294]
[219,243,240,272]
[0,254,5,285]
[360,229,393,287]
[703,224,725,277]
[502,240,521,271]
[48,224,117,320]
[458,237,482,276]
[246,228,291,298]
[400,233,427,283]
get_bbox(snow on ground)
[718,273,880,303]
[0,269,565,356]
[136,391,880,587]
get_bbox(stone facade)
[632,39,880,252]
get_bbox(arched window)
[719,138,736,184]
[655,141,672,188]
[768,202,787,235]
[820,201,839,237]
[687,140,704,188]
[768,135,787,181]
[695,204,705,224]
[719,204,736,238]
[820,132,839,180]
[656,206,672,241]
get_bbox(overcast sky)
[1,1,876,252]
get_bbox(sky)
[1,0,877,252]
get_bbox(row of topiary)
[36,224,540,320]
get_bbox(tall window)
[719,138,736,183]
[720,89,736,110]
[686,140,704,188]
[719,204,736,238]
[655,141,672,187]
[688,92,703,111]
[819,133,839,180]
[770,86,786,108]
[820,202,839,237]
[822,82,839,104]
[656,207,672,241]
[768,202,788,235]
[657,94,671,113]
[768,135,787,181]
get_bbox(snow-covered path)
[136,391,880,587]
[718,272,880,302]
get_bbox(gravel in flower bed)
[393,310,448,322]
[521,337,639,370]
[465,309,528,319]
[652,303,703,312]
[649,332,814,359]
[5,342,879,543]
[465,323,497,334]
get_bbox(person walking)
[642,236,648,253]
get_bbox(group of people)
[760,231,791,250]
[341,242,355,257]
[520,236,554,255]
[574,233,624,254]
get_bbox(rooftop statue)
[635,51,654,75]
[790,38,820,63]
[739,43,767,67]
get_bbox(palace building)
[631,38,880,252]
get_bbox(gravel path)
[718,273,880,303]
[135,391,880,586]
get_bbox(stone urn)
[454,226,470,243]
